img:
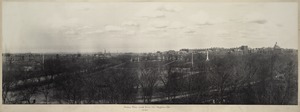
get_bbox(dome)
[274,42,281,49]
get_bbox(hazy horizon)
[2,44,297,54]
[3,2,298,53]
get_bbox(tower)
[42,53,44,64]
[191,52,194,68]
[42,53,45,71]
[206,49,209,61]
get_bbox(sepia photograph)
[2,1,298,106]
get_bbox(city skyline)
[1,44,294,54]
[3,2,298,53]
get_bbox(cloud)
[184,28,196,34]
[122,21,139,27]
[216,30,229,34]
[84,29,104,34]
[249,20,267,24]
[64,30,77,35]
[157,5,181,12]
[124,30,136,35]
[244,12,268,24]
[168,21,185,29]
[150,20,170,28]
[188,11,226,25]
[188,11,210,24]
[60,25,87,36]
[276,24,283,27]
[185,30,195,33]
[61,25,106,35]
[104,25,123,32]
[135,5,182,19]
[197,22,213,26]
[215,30,231,37]
[137,10,165,18]
[141,26,165,33]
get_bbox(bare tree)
[2,70,17,103]
[52,72,85,104]
[160,66,182,102]
[191,60,211,103]
[100,69,138,103]
[208,54,237,103]
[40,83,51,104]
[138,62,160,103]
[281,60,297,104]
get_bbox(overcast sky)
[3,2,298,53]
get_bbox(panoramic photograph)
[2,2,298,104]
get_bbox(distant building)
[180,48,209,54]
[240,45,249,54]
[273,42,282,54]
